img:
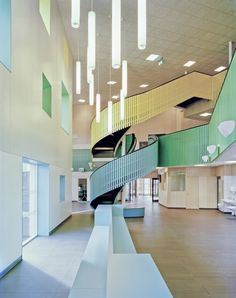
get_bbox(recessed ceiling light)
[139,84,149,88]
[112,95,119,99]
[78,99,86,103]
[183,60,196,67]
[214,66,226,72]
[107,81,117,85]
[146,54,160,61]
[200,112,212,117]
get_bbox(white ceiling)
[57,0,236,106]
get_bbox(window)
[22,160,38,245]
[0,0,11,70]
[59,175,65,202]
[42,74,52,117]
[61,81,70,133]
[170,171,185,191]
[39,0,51,35]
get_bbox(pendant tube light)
[108,100,113,133]
[96,93,101,123]
[112,0,121,69]
[138,0,146,50]
[89,74,94,106]
[88,11,96,70]
[120,89,125,120]
[76,61,81,94]
[122,60,128,97]
[71,0,80,28]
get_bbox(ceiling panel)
[56,0,236,106]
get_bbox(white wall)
[73,104,95,146]
[0,0,72,275]
[159,167,217,209]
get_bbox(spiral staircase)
[89,52,236,208]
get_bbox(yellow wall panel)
[91,72,225,147]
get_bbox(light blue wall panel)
[0,0,11,70]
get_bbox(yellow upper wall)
[91,71,226,147]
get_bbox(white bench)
[69,205,173,298]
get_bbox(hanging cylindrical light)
[138,0,146,50]
[71,0,80,28]
[76,61,81,94]
[89,74,94,105]
[108,100,113,133]
[87,65,93,84]
[96,94,101,123]
[88,11,96,70]
[112,0,121,69]
[120,89,125,120]
[122,60,128,97]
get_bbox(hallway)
[0,199,236,297]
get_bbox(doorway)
[22,160,38,245]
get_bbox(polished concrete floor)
[0,199,236,297]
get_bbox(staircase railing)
[90,138,158,204]
[91,71,224,147]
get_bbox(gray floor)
[0,211,94,298]
[1,198,236,297]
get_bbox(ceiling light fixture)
[108,100,113,133]
[96,94,100,122]
[112,95,119,99]
[146,54,160,61]
[88,11,96,70]
[122,60,128,97]
[89,74,94,105]
[200,112,212,117]
[214,66,226,72]
[183,60,196,67]
[112,0,121,69]
[76,61,81,94]
[138,0,146,50]
[87,64,93,84]
[107,81,116,85]
[71,0,80,28]
[139,84,148,88]
[78,99,86,103]
[120,89,125,120]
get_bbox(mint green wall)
[159,52,236,167]
[0,0,11,70]
[208,54,236,160]
[159,125,209,167]
[73,149,92,172]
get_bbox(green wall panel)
[39,0,51,35]
[159,125,209,167]
[208,54,236,160]
[42,74,52,117]
[73,149,92,172]
[61,81,70,134]
[159,52,236,167]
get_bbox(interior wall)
[128,107,206,146]
[0,0,72,275]
[159,167,217,209]
[73,104,95,146]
